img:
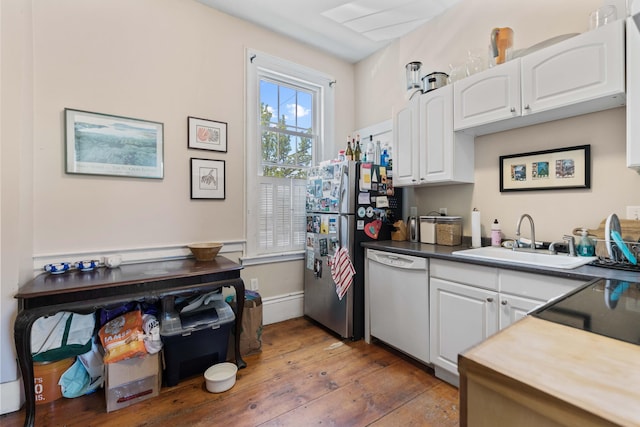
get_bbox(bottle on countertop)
[354,134,362,161]
[345,136,354,161]
[577,228,595,256]
[491,219,501,247]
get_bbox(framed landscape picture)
[188,116,227,152]
[65,109,164,179]
[499,145,590,192]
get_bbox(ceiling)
[197,0,461,63]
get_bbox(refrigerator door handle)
[338,162,347,213]
[338,214,354,255]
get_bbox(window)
[246,50,334,259]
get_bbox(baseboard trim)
[0,377,24,415]
[262,291,304,325]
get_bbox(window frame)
[245,49,335,260]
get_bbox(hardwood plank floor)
[1,317,459,426]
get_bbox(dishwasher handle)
[367,250,427,270]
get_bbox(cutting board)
[573,219,640,258]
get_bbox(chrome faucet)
[549,235,577,256]
[514,213,536,251]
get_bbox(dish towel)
[331,247,356,300]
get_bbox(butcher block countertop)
[458,316,640,427]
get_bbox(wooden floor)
[2,317,459,427]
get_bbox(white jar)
[419,216,437,244]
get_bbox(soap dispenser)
[577,228,595,257]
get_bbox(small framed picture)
[188,116,227,152]
[190,158,225,200]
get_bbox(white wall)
[1,0,35,401]
[0,0,355,397]
[354,0,640,241]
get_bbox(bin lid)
[160,299,235,337]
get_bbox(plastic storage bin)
[160,298,235,387]
[33,357,75,405]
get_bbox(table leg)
[14,309,39,427]
[230,279,246,369]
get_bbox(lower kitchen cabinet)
[429,258,584,386]
[429,277,498,384]
[498,293,544,329]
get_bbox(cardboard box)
[105,353,160,412]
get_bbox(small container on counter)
[419,216,438,244]
[436,216,463,246]
[491,219,502,247]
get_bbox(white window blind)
[246,50,334,258]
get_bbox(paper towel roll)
[471,209,481,248]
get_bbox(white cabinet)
[392,95,419,186]
[498,293,544,329]
[419,86,474,184]
[393,85,474,187]
[429,277,498,381]
[627,15,640,170]
[455,19,625,136]
[453,59,521,132]
[429,259,585,386]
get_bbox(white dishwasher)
[365,249,430,364]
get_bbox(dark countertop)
[362,240,640,282]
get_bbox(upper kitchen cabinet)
[393,86,474,187]
[419,86,474,184]
[453,59,521,133]
[455,19,626,136]
[393,95,420,186]
[627,14,640,170]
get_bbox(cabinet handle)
[501,300,508,305]
[510,107,516,113]
[486,297,494,302]
[524,104,531,110]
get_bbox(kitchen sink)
[452,246,597,269]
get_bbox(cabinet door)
[628,16,640,170]
[430,277,498,376]
[392,96,419,186]
[499,293,545,330]
[420,86,451,183]
[521,19,625,116]
[453,60,521,131]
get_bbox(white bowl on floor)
[204,362,237,393]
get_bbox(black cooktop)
[531,278,640,345]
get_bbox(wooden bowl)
[188,243,223,261]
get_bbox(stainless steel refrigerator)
[304,161,402,340]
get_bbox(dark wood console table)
[14,256,246,427]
